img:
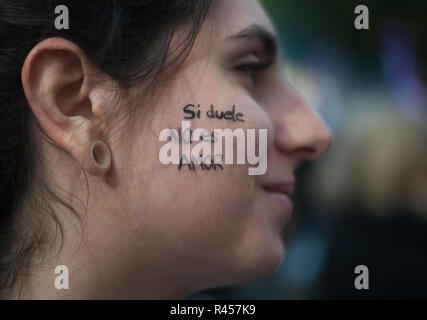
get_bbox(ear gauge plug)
[89,140,112,175]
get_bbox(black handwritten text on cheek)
[178,155,224,172]
[183,104,245,122]
[177,103,246,173]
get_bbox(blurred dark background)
[191,0,427,299]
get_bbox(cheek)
[143,157,255,241]
[119,107,263,242]
[114,71,282,278]
[114,113,254,237]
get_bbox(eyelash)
[235,62,271,82]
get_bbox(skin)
[18,0,332,299]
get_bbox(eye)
[236,63,268,78]
[234,62,271,83]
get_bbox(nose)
[271,82,333,162]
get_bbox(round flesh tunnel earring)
[89,140,112,175]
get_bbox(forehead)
[206,0,277,40]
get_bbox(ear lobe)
[21,37,113,175]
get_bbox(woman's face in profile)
[15,0,332,298]
[95,0,332,295]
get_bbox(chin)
[195,240,284,293]
[229,236,285,284]
[254,240,285,278]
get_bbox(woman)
[0,0,332,299]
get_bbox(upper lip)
[263,181,295,197]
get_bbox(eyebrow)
[227,24,279,61]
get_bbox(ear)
[22,37,114,175]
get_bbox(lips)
[263,182,295,197]
[263,181,295,216]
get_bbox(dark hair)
[0,0,213,297]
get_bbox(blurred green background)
[264,0,427,79]
[191,0,427,299]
